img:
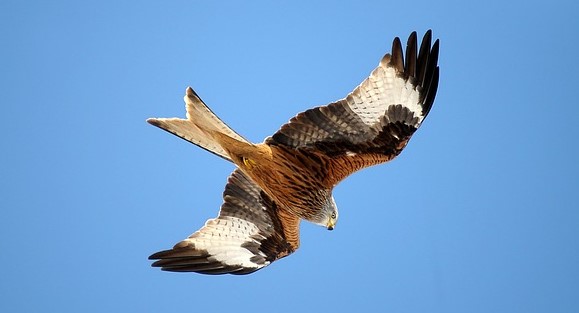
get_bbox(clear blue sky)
[2,1,578,312]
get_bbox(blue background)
[2,1,578,312]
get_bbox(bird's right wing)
[149,169,300,275]
[266,31,439,186]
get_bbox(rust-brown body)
[214,129,403,253]
[214,132,329,250]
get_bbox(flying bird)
[148,30,439,275]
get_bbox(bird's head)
[315,194,338,231]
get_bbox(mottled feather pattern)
[266,31,439,185]
[149,169,296,274]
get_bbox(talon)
[242,157,256,169]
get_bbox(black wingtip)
[148,248,257,275]
[418,32,440,117]
[423,67,439,117]
[390,36,404,73]
[148,251,162,261]
[404,31,418,79]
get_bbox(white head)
[314,195,338,231]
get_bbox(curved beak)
[326,220,335,231]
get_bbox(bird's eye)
[331,212,336,219]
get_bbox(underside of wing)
[266,30,439,183]
[149,169,299,275]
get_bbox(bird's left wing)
[149,169,299,275]
[266,31,439,185]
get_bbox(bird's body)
[147,30,440,274]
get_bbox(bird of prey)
[148,30,439,275]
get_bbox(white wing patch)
[345,61,423,127]
[185,216,268,269]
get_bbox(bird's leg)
[209,131,272,170]
[242,156,257,169]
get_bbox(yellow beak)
[326,220,335,231]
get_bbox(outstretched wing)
[149,169,300,275]
[266,30,439,185]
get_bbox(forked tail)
[147,87,250,162]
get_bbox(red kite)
[148,30,439,274]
